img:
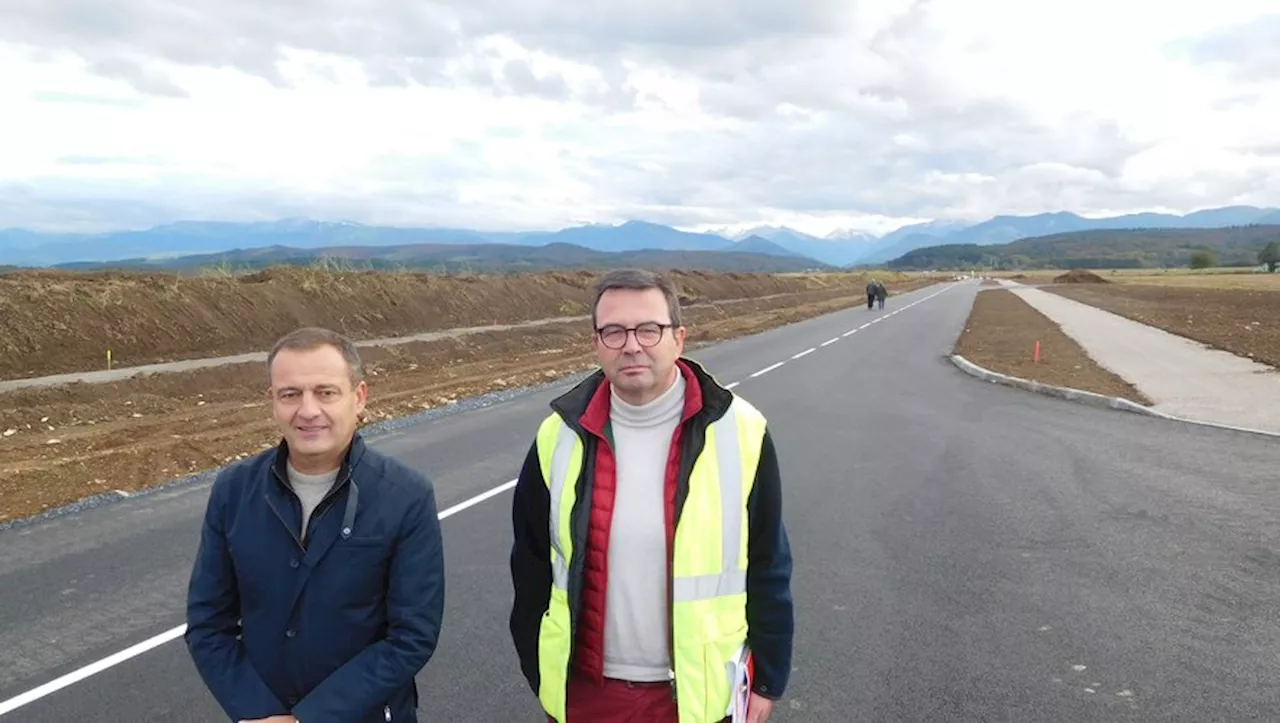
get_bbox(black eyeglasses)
[595,322,673,349]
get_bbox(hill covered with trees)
[886,225,1280,270]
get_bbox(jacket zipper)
[270,467,352,545]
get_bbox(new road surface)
[1,281,1277,721]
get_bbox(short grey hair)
[589,268,683,328]
[267,327,364,387]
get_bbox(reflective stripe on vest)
[534,395,767,723]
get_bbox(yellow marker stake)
[107,348,112,370]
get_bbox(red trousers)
[545,673,712,723]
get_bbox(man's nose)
[298,391,322,415]
[621,330,644,352]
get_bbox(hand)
[239,717,296,723]
[746,693,775,722]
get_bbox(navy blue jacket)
[185,433,444,722]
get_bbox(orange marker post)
[1033,340,1041,363]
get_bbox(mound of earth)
[1053,269,1109,284]
[0,267,918,380]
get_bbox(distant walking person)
[185,327,445,723]
[509,268,794,723]
[866,278,879,310]
[875,280,887,310]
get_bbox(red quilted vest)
[572,361,705,684]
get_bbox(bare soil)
[0,267,898,380]
[1046,284,1280,369]
[954,288,1151,405]
[0,273,940,523]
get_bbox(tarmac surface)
[2,280,1279,721]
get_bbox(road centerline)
[0,281,958,717]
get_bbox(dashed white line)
[750,361,786,378]
[841,329,857,337]
[438,478,517,519]
[0,281,959,719]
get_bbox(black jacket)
[508,359,795,700]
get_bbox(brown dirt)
[1053,269,1109,284]
[953,288,1151,405]
[0,267,921,380]
[0,275,942,523]
[1045,284,1280,369]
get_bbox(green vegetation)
[887,225,1280,271]
[1259,241,1280,272]
[1189,249,1217,269]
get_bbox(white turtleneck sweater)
[604,371,686,682]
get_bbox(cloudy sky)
[2,0,1278,236]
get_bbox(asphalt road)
[2,280,1278,721]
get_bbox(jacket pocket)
[701,623,749,722]
[536,590,572,720]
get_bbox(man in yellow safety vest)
[508,268,794,722]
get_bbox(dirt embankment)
[0,267,886,380]
[1053,269,1110,284]
[954,288,1150,404]
[0,269,941,523]
[1046,284,1280,369]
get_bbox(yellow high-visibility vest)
[533,394,768,723]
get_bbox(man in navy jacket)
[185,327,445,723]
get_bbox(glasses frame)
[595,322,674,350]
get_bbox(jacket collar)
[271,431,367,488]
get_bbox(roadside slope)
[0,267,925,380]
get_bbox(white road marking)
[0,476,523,717]
[791,348,815,360]
[0,281,960,717]
[438,478,517,519]
[0,626,187,715]
[750,361,786,378]
[841,329,857,337]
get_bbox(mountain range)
[2,205,1279,269]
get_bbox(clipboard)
[727,644,754,722]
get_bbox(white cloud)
[1,0,1279,235]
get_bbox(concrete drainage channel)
[949,353,1280,440]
